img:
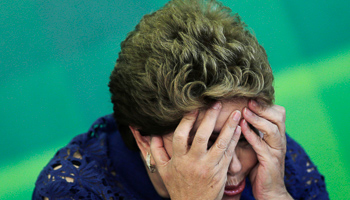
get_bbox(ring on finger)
[258,130,264,139]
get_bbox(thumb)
[150,135,170,170]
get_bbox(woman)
[33,0,328,199]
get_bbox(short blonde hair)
[109,0,274,150]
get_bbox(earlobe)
[129,126,151,158]
[129,126,158,173]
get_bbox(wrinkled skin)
[150,100,293,200]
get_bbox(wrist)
[266,190,293,200]
[277,192,293,200]
[256,186,292,200]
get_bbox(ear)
[129,126,151,160]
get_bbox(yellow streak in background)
[1,48,349,199]
[0,150,57,199]
[274,47,350,199]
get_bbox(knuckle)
[224,148,235,157]
[216,138,228,150]
[173,131,186,142]
[272,125,279,134]
[280,115,286,123]
[279,106,286,114]
[277,106,286,122]
[195,135,207,144]
[280,114,286,123]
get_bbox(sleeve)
[32,118,129,200]
[32,145,107,200]
[284,134,329,200]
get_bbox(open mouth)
[224,179,246,196]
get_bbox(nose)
[227,153,242,175]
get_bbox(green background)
[1,0,349,199]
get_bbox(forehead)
[192,99,248,134]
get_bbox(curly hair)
[109,0,274,150]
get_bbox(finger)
[150,136,170,170]
[190,102,222,156]
[243,107,285,150]
[208,110,241,163]
[240,119,269,158]
[220,125,241,168]
[172,110,199,156]
[248,100,286,136]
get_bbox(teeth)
[226,179,240,186]
[226,178,243,188]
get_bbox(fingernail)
[245,108,252,116]
[212,102,222,110]
[242,119,248,127]
[251,100,258,107]
[232,111,241,121]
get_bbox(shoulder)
[33,114,134,200]
[284,134,329,200]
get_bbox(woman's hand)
[240,100,292,200]
[151,102,242,200]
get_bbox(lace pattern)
[33,118,133,200]
[284,136,328,200]
[33,115,328,200]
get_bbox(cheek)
[236,145,258,173]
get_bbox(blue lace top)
[33,114,329,200]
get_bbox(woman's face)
[161,99,258,200]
